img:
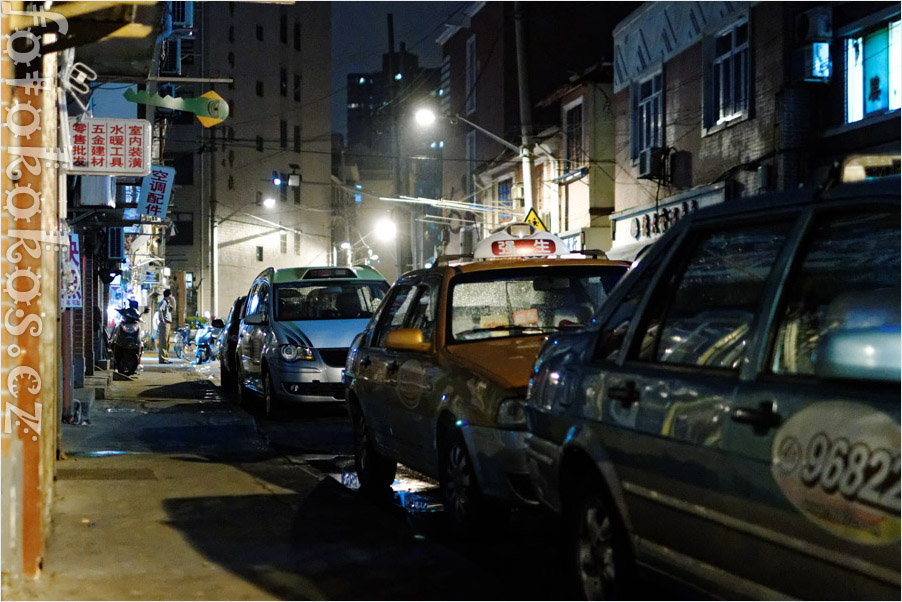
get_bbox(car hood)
[445,336,546,391]
[276,318,370,349]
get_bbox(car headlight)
[497,398,526,429]
[280,344,314,362]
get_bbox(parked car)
[344,223,630,529]
[219,295,247,394]
[524,173,901,600]
[237,266,389,417]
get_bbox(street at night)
[2,1,899,600]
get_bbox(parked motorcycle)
[173,326,193,359]
[110,306,143,375]
[194,319,225,364]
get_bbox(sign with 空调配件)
[136,166,176,219]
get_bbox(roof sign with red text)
[473,222,569,259]
[68,117,152,176]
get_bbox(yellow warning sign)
[524,208,548,232]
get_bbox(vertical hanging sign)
[136,165,175,219]
[64,235,83,308]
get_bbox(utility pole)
[209,124,218,317]
[387,14,404,278]
[514,1,534,212]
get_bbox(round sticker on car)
[771,402,900,545]
[396,359,428,409]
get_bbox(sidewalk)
[4,362,326,601]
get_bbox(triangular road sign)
[524,208,548,232]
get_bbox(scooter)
[194,318,225,364]
[110,306,143,375]
[173,326,193,359]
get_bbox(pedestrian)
[157,289,174,364]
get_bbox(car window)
[449,266,626,342]
[595,253,666,362]
[273,281,388,321]
[770,209,900,381]
[633,221,793,369]
[371,284,416,348]
[244,281,264,316]
[406,278,441,343]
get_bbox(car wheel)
[350,400,396,490]
[440,428,507,532]
[568,474,634,600]
[260,368,280,419]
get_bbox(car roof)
[266,265,387,284]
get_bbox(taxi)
[524,172,901,599]
[343,223,629,528]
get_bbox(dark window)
[171,152,194,185]
[293,21,301,51]
[227,52,234,67]
[280,68,287,96]
[293,74,301,101]
[293,185,300,205]
[280,14,287,43]
[633,221,793,369]
[565,103,585,168]
[228,25,234,43]
[256,136,263,152]
[168,212,194,246]
[256,24,263,41]
[279,172,288,202]
[256,80,263,97]
[280,230,287,253]
[293,125,301,153]
[256,246,263,261]
[280,120,287,148]
[770,209,900,380]
[707,19,750,127]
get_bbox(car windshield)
[449,265,627,342]
[274,281,388,321]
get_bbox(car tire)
[567,473,634,600]
[439,428,508,533]
[349,400,396,490]
[260,367,281,419]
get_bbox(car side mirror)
[243,312,267,326]
[212,319,225,329]
[385,328,430,353]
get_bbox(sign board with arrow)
[123,89,229,127]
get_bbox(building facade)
[161,1,333,318]
[609,1,900,260]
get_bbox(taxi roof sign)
[473,222,568,259]
[524,208,548,232]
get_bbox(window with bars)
[564,101,585,169]
[706,19,750,127]
[846,19,901,123]
[498,179,513,222]
[294,231,302,255]
[631,73,663,161]
[280,230,287,253]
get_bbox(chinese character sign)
[136,165,175,219]
[490,238,557,257]
[68,118,152,176]
[65,234,83,308]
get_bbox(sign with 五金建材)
[68,117,152,176]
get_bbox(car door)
[239,280,270,388]
[597,215,798,594]
[725,205,901,599]
[386,276,444,469]
[355,280,418,456]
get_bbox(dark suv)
[524,174,900,600]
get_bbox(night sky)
[331,1,467,137]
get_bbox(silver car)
[236,266,389,417]
[524,175,901,599]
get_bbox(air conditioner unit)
[108,227,124,260]
[638,147,666,180]
[795,7,832,43]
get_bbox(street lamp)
[415,107,534,212]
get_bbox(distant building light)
[430,142,436,149]
[355,184,362,189]
[354,193,362,204]
[439,140,444,148]
[394,73,402,80]
[438,89,444,96]
[358,77,366,85]
[348,102,360,109]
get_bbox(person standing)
[157,289,174,363]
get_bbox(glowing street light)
[262,196,276,209]
[374,217,397,242]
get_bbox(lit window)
[847,19,902,123]
[631,73,663,160]
[707,19,750,127]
